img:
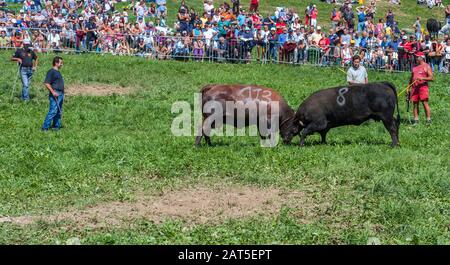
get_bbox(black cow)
[280,82,400,147]
[427,18,442,39]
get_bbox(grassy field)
[4,0,447,32]
[0,50,449,244]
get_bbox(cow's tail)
[382,81,400,126]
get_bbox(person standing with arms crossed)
[42,57,65,131]
[10,40,38,101]
[408,52,433,125]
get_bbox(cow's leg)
[382,118,399,147]
[195,120,213,147]
[300,121,327,146]
[258,120,271,140]
[204,121,213,146]
[319,129,330,144]
[195,118,204,147]
[195,135,203,147]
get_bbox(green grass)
[0,50,449,244]
[4,0,446,32]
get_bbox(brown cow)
[195,84,295,146]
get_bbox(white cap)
[317,26,321,30]
[402,35,407,40]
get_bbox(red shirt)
[412,63,430,87]
[311,9,318,19]
[252,14,261,29]
[318,37,330,50]
[403,41,413,52]
[276,21,286,34]
[251,0,259,4]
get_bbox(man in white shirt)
[47,30,61,50]
[347,55,368,85]
[204,0,214,14]
[203,22,217,48]
[54,13,66,27]
[311,26,322,45]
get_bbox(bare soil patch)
[0,185,318,229]
[65,84,134,96]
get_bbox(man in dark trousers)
[231,0,240,15]
[11,39,38,101]
[42,57,65,131]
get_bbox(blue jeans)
[42,93,64,130]
[269,45,278,62]
[357,22,365,33]
[20,67,33,100]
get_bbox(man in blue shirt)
[356,6,366,33]
[239,26,254,61]
[388,35,400,52]
[237,11,246,27]
[42,57,65,131]
[358,31,368,49]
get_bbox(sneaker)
[426,119,432,125]
[412,120,419,126]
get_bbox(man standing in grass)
[42,57,65,131]
[11,40,38,101]
[409,52,433,125]
[347,55,368,85]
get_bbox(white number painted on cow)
[239,87,272,102]
[336,87,349,107]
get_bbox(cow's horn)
[299,120,304,126]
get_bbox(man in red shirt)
[249,0,259,12]
[310,5,318,28]
[318,32,330,64]
[275,18,286,35]
[409,52,433,125]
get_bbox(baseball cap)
[317,26,321,30]
[402,35,407,40]
[415,52,425,58]
[270,27,276,31]
[23,39,31,45]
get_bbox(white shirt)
[204,3,214,13]
[203,28,216,46]
[54,17,66,27]
[48,33,61,46]
[347,66,368,84]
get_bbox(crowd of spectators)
[0,0,450,73]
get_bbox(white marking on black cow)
[336,87,349,107]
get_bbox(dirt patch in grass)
[0,185,319,229]
[65,84,134,96]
